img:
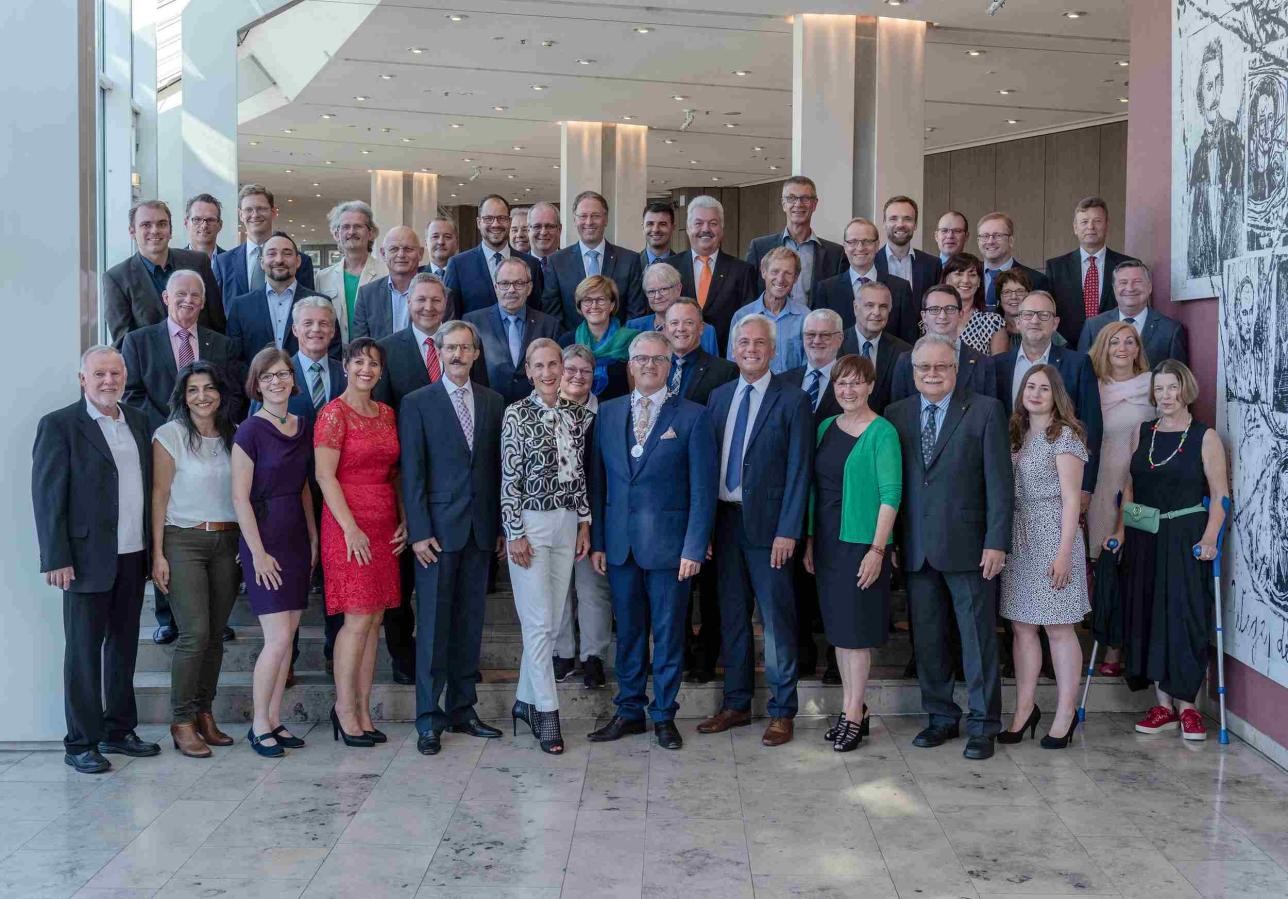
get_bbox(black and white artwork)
[1246,54,1288,250]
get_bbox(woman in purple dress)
[231,348,317,757]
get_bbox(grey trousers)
[164,526,240,723]
[555,555,613,661]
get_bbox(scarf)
[575,319,637,395]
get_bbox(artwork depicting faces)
[1246,63,1288,249]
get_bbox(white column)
[409,172,439,237]
[131,0,158,201]
[872,17,926,240]
[560,121,603,248]
[103,0,138,265]
[371,170,406,232]
[610,124,648,251]
[793,14,857,241]
[560,121,647,249]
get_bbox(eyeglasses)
[803,330,841,341]
[630,354,669,367]
[440,343,475,354]
[529,223,559,232]
[1017,310,1056,322]
[977,232,1012,242]
[479,215,511,225]
[187,217,220,227]
[574,212,606,223]
[936,227,967,236]
[645,285,680,297]
[496,280,531,291]
[258,370,294,384]
[912,363,956,374]
[385,245,420,255]
[833,378,872,389]
[999,288,1028,300]
[580,297,612,308]
[923,305,961,317]
[564,366,593,378]
[843,238,879,249]
[782,194,817,206]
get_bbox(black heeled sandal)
[533,709,565,755]
[512,700,536,737]
[833,718,865,752]
[825,705,870,742]
[997,705,1041,744]
[1040,715,1079,750]
[331,706,374,747]
[247,727,284,758]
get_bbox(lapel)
[959,344,981,391]
[474,247,500,304]
[684,353,710,399]
[709,379,734,441]
[77,403,116,465]
[230,244,249,296]
[709,250,731,300]
[1141,313,1160,346]
[928,394,968,469]
[436,381,473,458]
[128,255,163,309]
[196,326,218,360]
[149,322,177,374]
[602,242,618,278]
[631,396,678,481]
[746,376,781,451]
[875,337,896,381]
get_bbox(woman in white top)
[151,361,240,758]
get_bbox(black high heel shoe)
[833,718,865,752]
[247,727,284,758]
[997,705,1041,744]
[331,706,374,747]
[364,728,387,744]
[824,705,870,742]
[1040,715,1079,749]
[533,709,565,755]
[512,700,536,738]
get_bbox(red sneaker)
[1180,709,1208,741]
[1135,705,1180,734]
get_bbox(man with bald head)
[225,231,333,363]
[422,217,458,279]
[526,201,562,281]
[352,225,425,341]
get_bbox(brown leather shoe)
[170,722,212,758]
[195,711,233,746]
[761,717,794,747]
[285,664,297,689]
[696,708,752,734]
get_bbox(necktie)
[805,369,821,410]
[1083,256,1100,319]
[1123,316,1136,325]
[249,245,265,291]
[853,276,870,300]
[669,355,684,396]
[540,256,549,278]
[454,386,474,451]
[506,315,523,367]
[921,404,938,466]
[862,340,873,360]
[176,328,194,369]
[697,255,713,308]
[309,361,326,410]
[633,396,652,447]
[423,337,441,383]
[585,249,600,277]
[490,251,503,279]
[985,269,999,307]
[725,383,753,492]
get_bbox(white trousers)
[555,555,613,661]
[509,508,578,711]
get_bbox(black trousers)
[64,551,147,753]
[414,544,489,734]
[384,551,417,675]
[687,562,721,671]
[791,550,823,675]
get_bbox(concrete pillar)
[371,170,405,234]
[131,0,158,202]
[409,172,439,236]
[560,121,648,250]
[611,124,648,252]
[103,0,138,265]
[560,121,603,248]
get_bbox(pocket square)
[660,428,678,440]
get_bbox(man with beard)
[445,195,544,317]
[224,232,334,363]
[1187,39,1244,277]
[875,196,942,302]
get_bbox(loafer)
[152,625,177,645]
[696,708,751,734]
[417,731,442,755]
[761,717,795,747]
[64,749,111,774]
[588,715,647,742]
[391,668,414,686]
[963,735,995,760]
[654,720,683,750]
[449,717,502,739]
[98,731,161,757]
[912,723,960,748]
[222,626,236,642]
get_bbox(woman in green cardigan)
[804,354,902,752]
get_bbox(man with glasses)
[976,211,1049,309]
[815,217,918,344]
[934,211,969,263]
[316,200,387,343]
[352,226,424,341]
[841,281,912,415]
[213,184,315,301]
[1044,197,1132,345]
[641,201,677,268]
[526,202,562,281]
[225,231,333,363]
[183,194,225,260]
[445,194,544,317]
[890,285,997,402]
[509,207,532,254]
[464,257,560,403]
[745,175,845,305]
[541,190,646,329]
[875,195,942,302]
[628,263,718,354]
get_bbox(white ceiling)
[234,0,1129,243]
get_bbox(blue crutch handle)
[1192,496,1231,578]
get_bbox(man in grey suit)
[464,258,561,403]
[541,190,647,328]
[352,226,425,341]
[745,175,845,305]
[886,334,1013,761]
[1078,260,1189,366]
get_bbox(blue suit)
[443,245,544,317]
[705,374,813,718]
[626,313,719,356]
[591,393,716,722]
[212,242,314,301]
[223,284,337,363]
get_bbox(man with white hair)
[509,207,531,254]
[671,196,758,354]
[352,226,424,341]
[315,200,387,343]
[841,280,912,415]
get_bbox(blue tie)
[669,355,684,396]
[805,369,821,410]
[985,269,1000,308]
[725,384,753,492]
[862,340,873,360]
[585,249,600,276]
[506,315,523,367]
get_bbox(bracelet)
[868,545,886,557]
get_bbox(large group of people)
[34,178,1225,777]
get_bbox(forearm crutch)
[1192,495,1232,745]
[1077,536,1117,723]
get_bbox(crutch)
[1077,537,1117,723]
[1192,495,1232,745]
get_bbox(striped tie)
[309,361,326,410]
[176,328,194,369]
[424,337,442,383]
[454,386,474,451]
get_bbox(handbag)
[1122,501,1206,534]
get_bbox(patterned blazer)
[499,394,594,540]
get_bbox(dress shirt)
[984,256,1016,299]
[644,249,670,267]
[266,281,298,348]
[803,358,838,410]
[139,253,175,297]
[168,317,201,368]
[244,238,264,285]
[940,252,950,264]
[1080,246,1107,288]
[849,266,880,292]
[690,248,718,277]
[445,374,475,423]
[918,392,953,446]
[85,398,145,554]
[297,350,330,399]
[855,330,882,359]
[1011,342,1052,406]
[579,240,606,276]
[1119,307,1149,336]
[484,243,511,279]
[884,244,913,285]
[411,324,441,375]
[718,370,772,503]
[727,295,811,373]
[630,386,668,447]
[780,229,819,301]
[388,278,412,333]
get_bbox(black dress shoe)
[391,668,414,685]
[911,723,960,748]
[417,731,442,755]
[902,657,918,679]
[223,626,236,642]
[449,717,502,738]
[654,720,683,750]
[686,667,715,685]
[963,735,995,760]
[587,715,647,742]
[552,655,577,682]
[98,731,161,757]
[152,625,177,645]
[64,749,111,774]
[582,655,606,689]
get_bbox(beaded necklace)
[1147,415,1192,469]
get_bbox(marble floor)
[2,712,1288,898]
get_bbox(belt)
[188,521,239,532]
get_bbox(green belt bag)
[1122,501,1206,534]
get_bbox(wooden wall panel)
[737,180,788,252]
[1043,127,1102,261]
[922,152,952,251]
[1098,121,1129,256]
[994,136,1047,266]
[948,145,998,251]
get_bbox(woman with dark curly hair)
[943,253,1008,355]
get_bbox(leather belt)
[189,521,239,532]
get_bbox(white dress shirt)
[297,350,330,400]
[86,399,145,554]
[884,244,913,284]
[1118,306,1148,336]
[630,386,668,447]
[718,370,772,503]
[1012,342,1052,407]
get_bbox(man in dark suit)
[444,195,544,317]
[697,314,813,747]
[224,232,335,363]
[587,332,717,749]
[1045,197,1132,345]
[977,211,1050,309]
[32,347,162,774]
[875,195,943,303]
[212,184,315,300]
[540,190,646,329]
[890,285,998,403]
[183,193,225,261]
[104,200,224,344]
[353,226,424,341]
[421,216,458,279]
[641,200,676,269]
[401,320,506,755]
[524,201,561,285]
[841,281,913,415]
[744,175,845,306]
[886,334,1013,760]
[814,217,919,343]
[464,258,560,403]
[674,196,759,355]
[934,210,970,264]
[1078,259,1189,366]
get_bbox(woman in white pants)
[501,338,593,753]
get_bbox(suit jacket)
[443,244,544,319]
[891,341,997,404]
[541,241,647,329]
[886,391,1013,573]
[839,330,912,415]
[1077,307,1189,368]
[224,283,335,363]
[993,343,1104,493]
[590,394,717,569]
[672,250,759,355]
[120,321,240,434]
[874,246,943,306]
[314,255,388,343]
[282,353,347,428]
[1045,247,1131,345]
[351,278,404,342]
[779,364,843,424]
[464,304,561,403]
[813,270,919,345]
[104,249,225,345]
[676,349,738,406]
[705,375,813,546]
[32,400,152,593]
[212,242,315,303]
[639,248,675,271]
[745,232,846,303]
[400,379,505,553]
[374,326,489,414]
[986,260,1050,309]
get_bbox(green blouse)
[808,414,902,545]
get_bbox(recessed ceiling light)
[401,137,413,142]
[711,176,720,181]
[506,174,516,179]
[319,113,336,119]
[493,105,508,111]
[633,26,652,34]
[541,40,556,48]
[1117,96,1129,103]
[324,160,333,165]
[769,164,779,170]
[408,47,426,54]
[553,164,560,169]
[664,138,676,144]
[381,127,393,133]
[379,74,394,80]
[450,123,463,128]
[884,0,903,5]
[287,219,293,223]
[311,181,319,186]
[287,198,293,203]
[360,149,371,154]
[1006,119,1020,124]
[925,126,936,133]
[672,95,687,101]
[314,193,322,198]
[621,115,635,121]
[445,13,467,21]
[249,140,259,146]
[463,157,473,162]
[689,159,699,164]
[450,193,457,198]
[524,187,533,192]
[512,145,524,150]
[752,145,763,151]
[1063,10,1087,18]
[966,49,985,57]
[723,122,738,128]
[283,168,293,173]
[997,89,1014,95]
[281,128,294,134]
[530,84,548,91]
[732,70,751,77]
[353,96,368,101]
[1117,60,1130,67]
[576,58,595,65]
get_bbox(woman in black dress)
[1105,360,1228,742]
[804,354,901,752]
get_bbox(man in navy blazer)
[541,191,647,329]
[1044,197,1132,345]
[400,320,506,755]
[977,212,1050,309]
[697,314,813,747]
[840,281,913,415]
[443,195,544,317]
[640,200,676,270]
[1077,260,1189,367]
[814,217,920,344]
[464,258,561,403]
[224,232,336,363]
[212,184,315,300]
[587,332,717,750]
[890,286,998,403]
[875,195,943,304]
[744,176,846,305]
[673,197,758,355]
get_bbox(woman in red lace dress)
[314,337,406,747]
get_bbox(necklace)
[262,407,288,425]
[1147,416,1192,469]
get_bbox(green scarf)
[575,319,637,362]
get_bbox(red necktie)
[424,337,441,383]
[1082,256,1100,319]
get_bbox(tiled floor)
[2,712,1288,898]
